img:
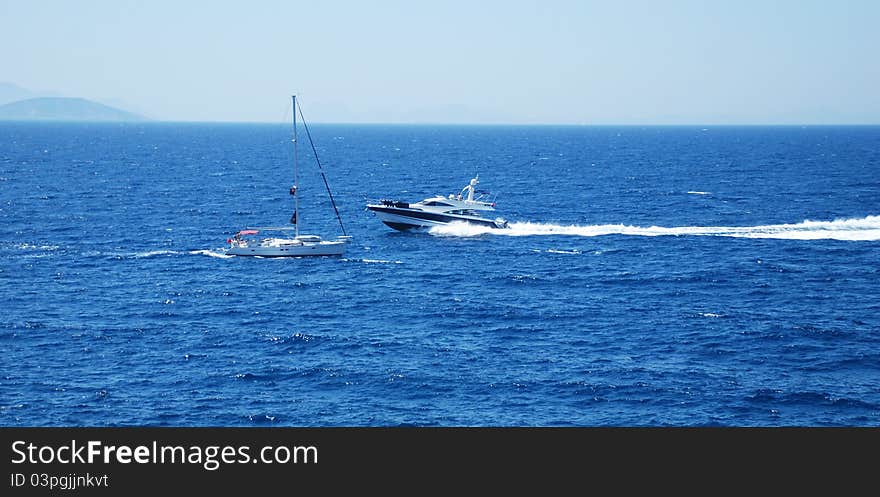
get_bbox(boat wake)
[428,215,880,241]
[133,249,180,258]
[93,249,232,259]
[342,257,404,264]
[190,249,235,259]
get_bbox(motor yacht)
[366,177,509,231]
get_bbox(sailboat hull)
[228,240,345,257]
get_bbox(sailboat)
[227,95,350,257]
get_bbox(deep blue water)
[1,122,879,426]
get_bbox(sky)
[1,0,878,124]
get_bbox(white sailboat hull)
[228,239,344,257]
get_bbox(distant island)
[0,97,147,122]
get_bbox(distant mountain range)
[0,96,147,122]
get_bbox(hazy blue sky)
[2,0,878,124]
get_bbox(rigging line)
[295,98,348,236]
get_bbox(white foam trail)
[133,250,179,258]
[429,223,498,237]
[687,191,710,195]
[546,249,582,255]
[351,258,403,264]
[190,249,235,259]
[698,312,723,318]
[12,243,60,251]
[429,216,880,241]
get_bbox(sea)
[1,122,878,427]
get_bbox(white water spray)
[190,249,235,259]
[428,215,880,241]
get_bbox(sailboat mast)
[292,94,299,237]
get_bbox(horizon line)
[3,119,879,127]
